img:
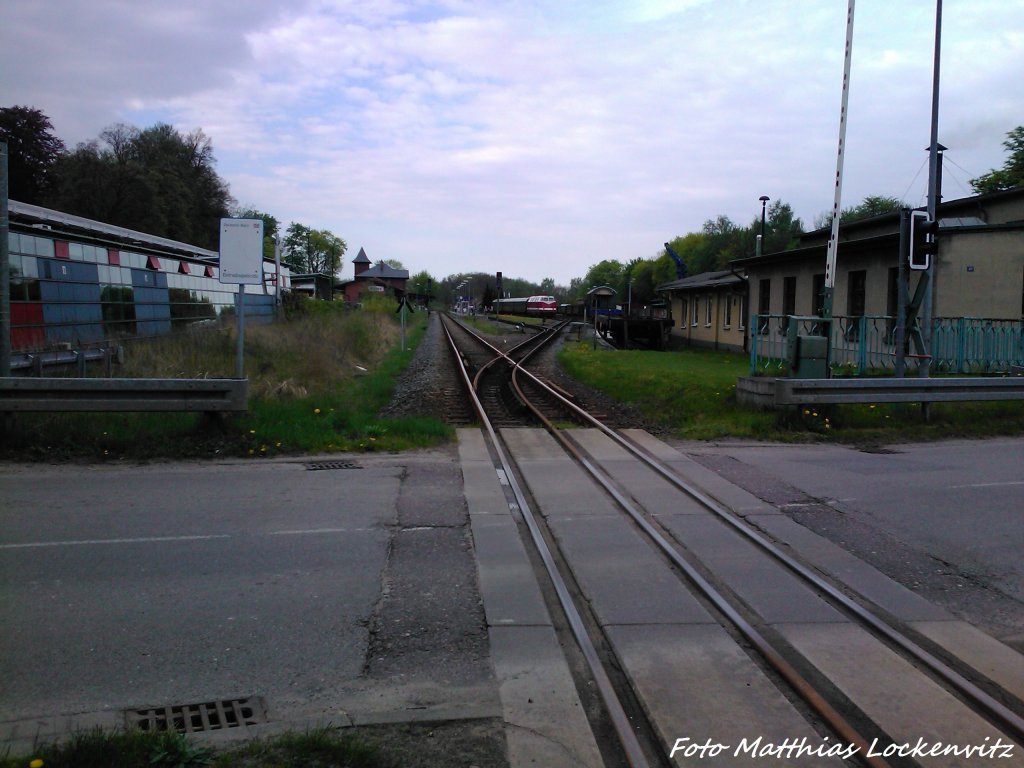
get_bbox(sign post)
[396,293,414,351]
[219,218,264,379]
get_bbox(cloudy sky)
[3,0,1021,284]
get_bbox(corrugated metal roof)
[657,270,743,292]
[9,200,220,260]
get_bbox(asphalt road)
[679,436,1024,651]
[0,449,498,742]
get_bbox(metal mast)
[821,0,856,334]
[919,0,942,377]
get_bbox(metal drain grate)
[305,460,362,471]
[126,696,267,733]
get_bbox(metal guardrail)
[774,376,1024,406]
[0,377,248,413]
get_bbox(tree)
[621,258,657,305]
[971,126,1024,194]
[690,216,749,272]
[236,207,280,259]
[0,105,66,204]
[129,124,233,248]
[51,140,165,233]
[580,259,624,297]
[283,223,346,274]
[759,200,804,253]
[49,121,233,249]
[815,195,906,229]
[664,232,706,278]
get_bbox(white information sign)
[219,218,264,284]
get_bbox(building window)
[810,273,826,333]
[846,270,866,341]
[848,270,866,317]
[811,273,825,317]
[705,295,713,326]
[724,293,733,328]
[739,293,747,330]
[783,276,796,317]
[679,298,688,328]
[757,278,771,334]
[782,276,796,334]
[691,296,699,326]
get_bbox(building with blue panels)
[6,201,293,353]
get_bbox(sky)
[3,0,1022,285]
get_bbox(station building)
[658,187,1024,359]
[6,201,293,355]
[338,247,409,304]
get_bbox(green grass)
[0,726,393,768]
[1,302,453,461]
[558,341,1024,443]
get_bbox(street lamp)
[757,195,770,257]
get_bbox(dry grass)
[119,305,399,400]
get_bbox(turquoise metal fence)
[750,315,1024,376]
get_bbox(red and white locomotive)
[492,295,558,317]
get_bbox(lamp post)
[757,195,770,258]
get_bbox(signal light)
[909,211,939,271]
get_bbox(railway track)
[440,312,1024,767]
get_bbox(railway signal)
[909,211,939,271]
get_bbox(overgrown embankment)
[558,342,1024,443]
[1,297,452,461]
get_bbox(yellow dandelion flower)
[314,408,321,414]
[30,760,44,768]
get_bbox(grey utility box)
[788,333,829,379]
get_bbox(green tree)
[971,126,1024,194]
[51,139,165,234]
[49,121,232,249]
[664,232,706,278]
[690,216,748,272]
[815,195,906,228]
[236,207,280,259]
[283,223,346,274]
[0,105,66,204]
[581,259,624,296]
[622,258,657,305]
[759,200,804,253]
[130,124,232,247]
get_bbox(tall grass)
[1,300,453,460]
[558,341,1024,442]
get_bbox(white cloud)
[2,0,1022,284]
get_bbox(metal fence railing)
[750,315,1024,376]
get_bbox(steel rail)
[508,360,893,768]
[467,318,565,394]
[509,355,1024,746]
[438,314,652,768]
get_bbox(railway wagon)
[493,295,558,317]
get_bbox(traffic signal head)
[909,211,939,270]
